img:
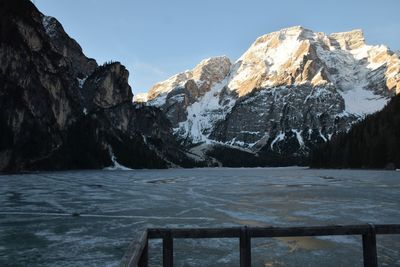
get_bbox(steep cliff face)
[83,63,132,112]
[140,26,400,166]
[0,0,86,170]
[74,62,194,169]
[0,0,193,172]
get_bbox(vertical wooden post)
[138,237,148,267]
[163,231,173,267]
[240,226,251,267]
[362,224,378,267]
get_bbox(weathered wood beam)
[362,224,378,267]
[120,230,148,267]
[163,231,173,267]
[240,226,251,267]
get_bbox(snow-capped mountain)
[136,26,400,165]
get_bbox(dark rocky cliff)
[0,0,193,172]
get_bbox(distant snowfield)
[340,87,389,116]
[1,168,400,266]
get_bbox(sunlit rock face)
[140,26,400,165]
[139,56,232,127]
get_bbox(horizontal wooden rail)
[120,224,400,267]
[148,227,241,239]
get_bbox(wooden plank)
[375,224,400,235]
[362,225,378,267]
[240,226,251,267]
[250,224,370,238]
[163,231,173,267]
[148,227,241,239]
[120,230,148,267]
[172,227,241,238]
[138,238,148,267]
[148,224,400,240]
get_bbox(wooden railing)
[120,224,400,267]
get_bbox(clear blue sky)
[34,0,400,95]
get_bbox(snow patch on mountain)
[174,76,235,143]
[77,77,87,88]
[315,43,392,115]
[341,86,388,116]
[270,132,285,150]
[105,148,133,171]
[42,16,58,38]
[293,129,305,147]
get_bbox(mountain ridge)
[137,26,400,166]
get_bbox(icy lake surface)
[1,167,400,267]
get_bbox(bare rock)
[42,16,97,78]
[83,62,132,111]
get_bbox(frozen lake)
[1,167,400,266]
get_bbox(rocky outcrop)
[140,26,400,166]
[83,63,132,111]
[0,0,194,172]
[328,29,365,50]
[42,16,97,79]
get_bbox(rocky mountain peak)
[191,56,231,84]
[328,29,365,50]
[144,55,231,104]
[139,26,400,166]
[253,26,315,45]
[227,26,400,97]
[228,26,333,96]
